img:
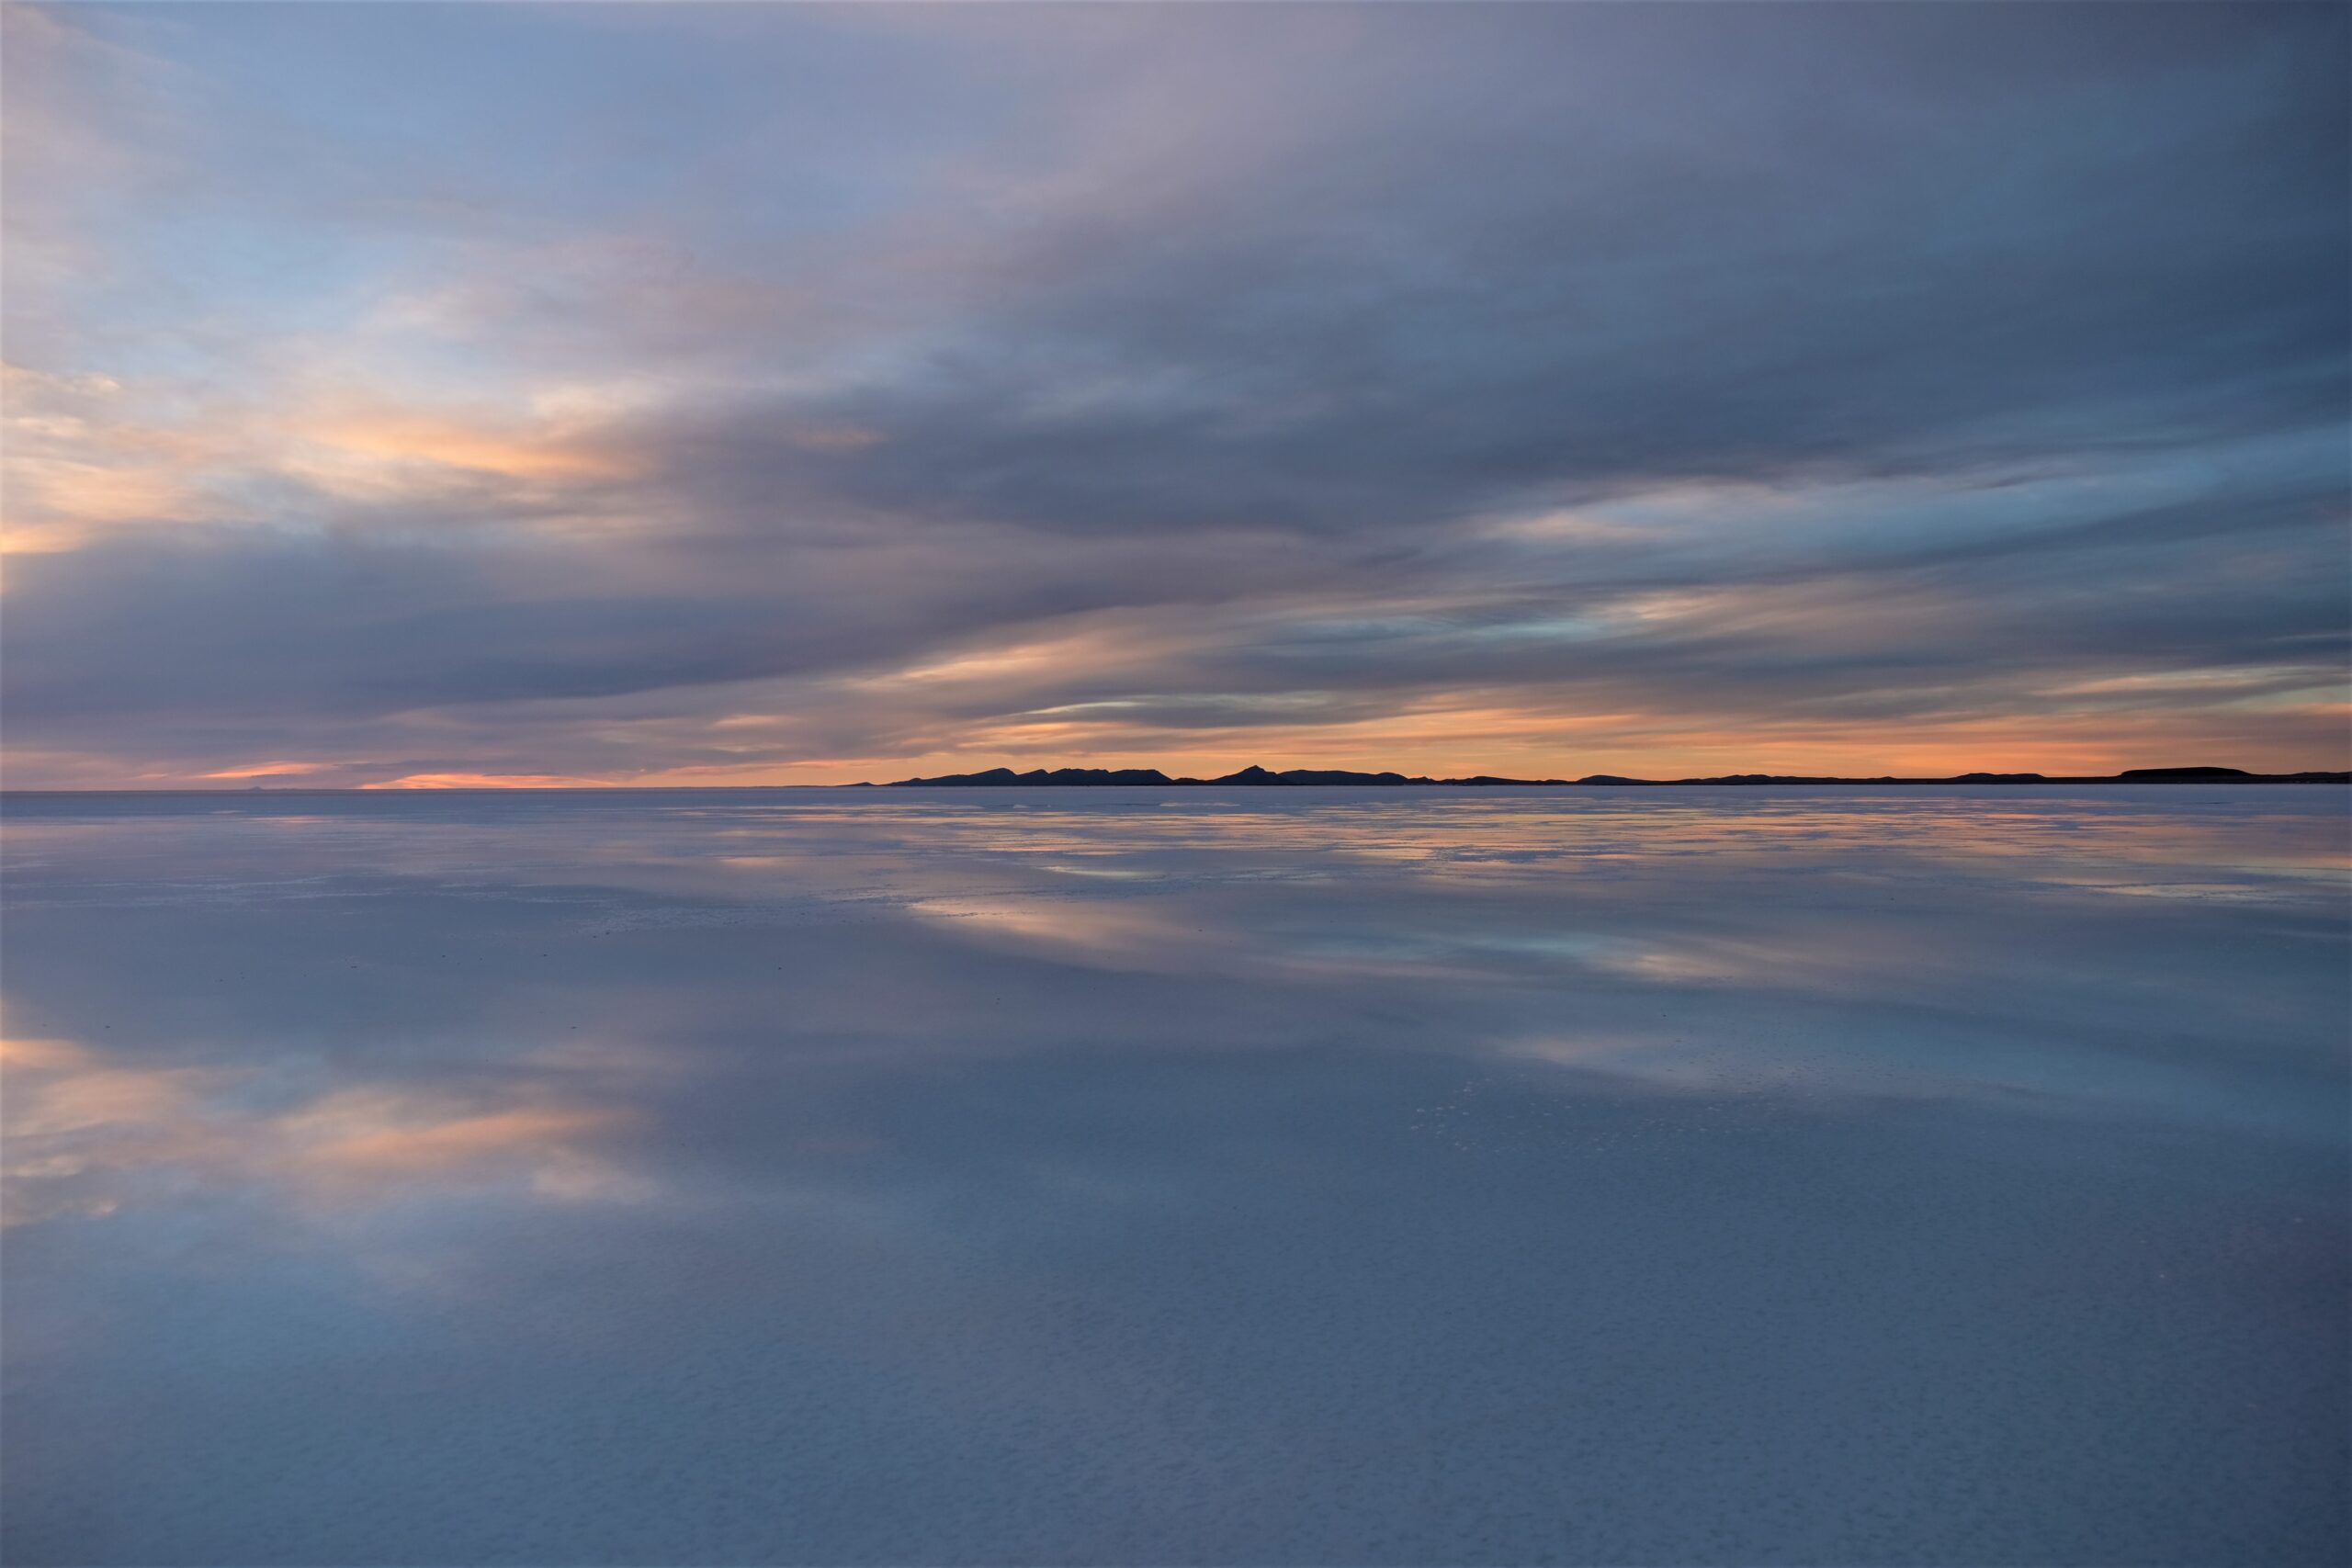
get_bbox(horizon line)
[7,760,2350,795]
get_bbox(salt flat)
[3,787,2345,1565]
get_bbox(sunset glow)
[5,12,2344,1563]
[3,3,2344,786]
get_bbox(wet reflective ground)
[4,787,2346,1564]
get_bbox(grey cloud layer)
[4,3,2345,781]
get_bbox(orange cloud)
[297,412,635,483]
[199,761,328,780]
[360,773,618,789]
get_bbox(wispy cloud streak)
[4,3,2345,784]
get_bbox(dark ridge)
[880,762,2350,786]
[886,764,1567,786]
[889,766,1179,786]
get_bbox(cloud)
[3,3,2345,783]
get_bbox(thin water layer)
[3,787,2346,1564]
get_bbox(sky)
[3,2,2346,788]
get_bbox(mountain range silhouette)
[878,764,2348,786]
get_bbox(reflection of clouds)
[824,793,2352,896]
[277,1091,629,1193]
[3,787,2344,1235]
[1,1032,640,1228]
[2,1034,236,1224]
[2,791,2345,1565]
[910,886,1761,998]
[1037,861,1161,880]
[908,896,1216,971]
[1496,1031,1781,1089]
[17,791,2336,923]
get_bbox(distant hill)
[881,763,2348,786]
[884,764,1564,786]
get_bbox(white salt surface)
[2,787,2345,1563]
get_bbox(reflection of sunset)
[5,780,2344,1564]
[277,1093,625,1179]
[4,0,2344,1557]
[1,1029,637,1228]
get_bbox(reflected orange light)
[285,1099,624,1178]
[2,1030,640,1226]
